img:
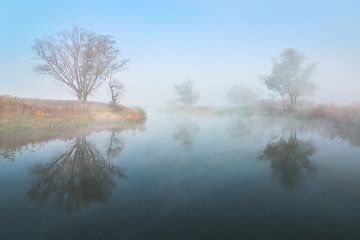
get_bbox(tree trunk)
[81,95,88,109]
[77,91,84,108]
[289,96,297,113]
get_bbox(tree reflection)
[259,130,316,189]
[0,137,38,162]
[106,128,125,161]
[227,118,253,141]
[0,148,17,161]
[172,122,199,149]
[27,134,126,213]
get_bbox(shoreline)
[0,96,146,135]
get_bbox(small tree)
[260,48,316,112]
[226,85,258,107]
[174,80,199,107]
[33,26,128,107]
[109,77,124,106]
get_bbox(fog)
[3,2,360,239]
[1,0,360,109]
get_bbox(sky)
[1,0,360,107]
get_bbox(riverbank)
[0,96,146,134]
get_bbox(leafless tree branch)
[33,26,128,107]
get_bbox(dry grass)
[0,96,146,133]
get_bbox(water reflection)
[259,129,316,189]
[225,116,360,150]
[27,133,126,213]
[106,128,125,161]
[310,120,360,147]
[227,118,252,141]
[0,135,38,161]
[0,122,145,162]
[0,147,17,161]
[172,122,199,149]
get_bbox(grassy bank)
[0,96,146,134]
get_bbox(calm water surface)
[0,112,360,240]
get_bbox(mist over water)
[0,112,360,239]
[2,1,360,239]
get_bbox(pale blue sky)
[1,0,360,107]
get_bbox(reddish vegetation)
[0,96,145,132]
[0,96,86,119]
[306,103,360,124]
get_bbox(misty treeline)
[172,48,317,112]
[33,26,355,117]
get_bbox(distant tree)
[33,26,128,107]
[226,85,258,107]
[174,80,199,107]
[109,77,124,106]
[260,48,316,112]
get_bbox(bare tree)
[260,48,316,112]
[174,80,199,107]
[33,26,128,107]
[109,77,124,106]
